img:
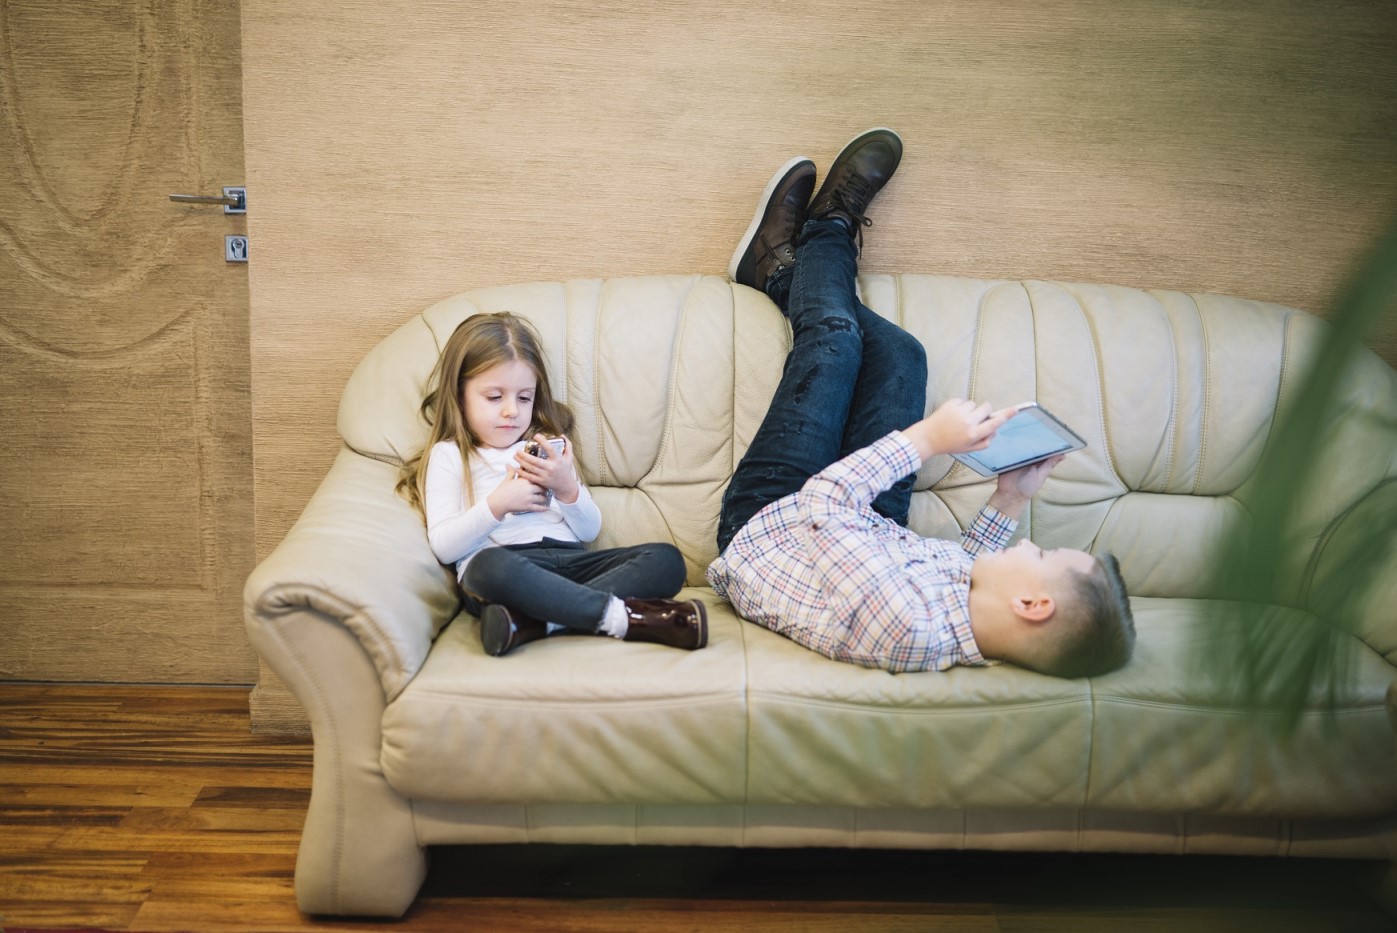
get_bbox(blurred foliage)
[1202,215,1397,735]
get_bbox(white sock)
[546,622,565,635]
[598,597,629,639]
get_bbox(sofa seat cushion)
[1087,597,1397,817]
[743,595,1397,816]
[743,615,1095,810]
[383,591,1397,815]
[380,587,749,805]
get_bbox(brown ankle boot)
[480,604,550,657]
[728,156,817,294]
[805,127,902,251]
[621,597,708,650]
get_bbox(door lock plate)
[225,235,249,262]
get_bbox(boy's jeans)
[717,218,928,553]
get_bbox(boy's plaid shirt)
[708,432,1016,672]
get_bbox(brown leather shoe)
[621,597,708,650]
[806,128,902,251]
[480,604,550,657]
[728,156,817,295]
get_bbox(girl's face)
[462,358,537,450]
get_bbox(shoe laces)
[832,184,874,251]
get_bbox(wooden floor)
[1,685,1393,933]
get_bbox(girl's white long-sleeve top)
[423,440,602,581]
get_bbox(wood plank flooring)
[0,684,1393,932]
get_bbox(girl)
[400,312,707,656]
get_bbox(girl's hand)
[486,472,551,519]
[514,434,581,504]
[902,399,1020,461]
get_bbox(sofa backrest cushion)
[337,274,1396,603]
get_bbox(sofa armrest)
[1306,478,1397,667]
[245,447,461,702]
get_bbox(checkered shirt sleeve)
[709,431,1017,672]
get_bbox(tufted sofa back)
[338,274,1396,610]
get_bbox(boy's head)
[969,541,1135,678]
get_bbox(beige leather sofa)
[245,274,1397,917]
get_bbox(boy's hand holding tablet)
[902,399,1085,523]
[903,399,1085,468]
[951,402,1086,477]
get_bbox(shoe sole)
[480,604,514,657]
[835,126,903,159]
[689,599,709,650]
[728,155,815,286]
[829,126,904,176]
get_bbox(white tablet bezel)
[950,403,1087,477]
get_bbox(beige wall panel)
[240,0,1397,725]
[0,0,255,682]
[0,320,203,583]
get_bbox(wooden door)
[0,0,255,682]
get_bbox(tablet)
[950,403,1086,476]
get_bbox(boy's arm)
[900,399,1019,463]
[790,399,1033,642]
[906,403,1060,556]
[798,432,922,524]
[761,398,1007,537]
[796,433,942,665]
[959,454,1065,556]
[960,506,1017,557]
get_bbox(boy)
[708,128,1134,678]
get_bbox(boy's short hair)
[1034,553,1136,678]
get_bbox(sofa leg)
[294,760,427,918]
[248,605,428,917]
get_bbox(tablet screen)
[960,408,1078,473]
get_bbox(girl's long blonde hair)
[398,312,575,514]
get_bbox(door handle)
[169,186,246,214]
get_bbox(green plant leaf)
[1200,214,1397,736]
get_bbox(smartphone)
[524,437,567,459]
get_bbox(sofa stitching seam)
[398,694,738,708]
[1083,683,1099,811]
[729,281,738,479]
[1146,289,1180,493]
[641,275,702,547]
[945,283,989,490]
[1192,293,1211,496]
[739,600,753,812]
[559,280,572,440]
[593,279,612,486]
[650,277,690,471]
[1069,282,1125,492]
[746,694,1086,712]
[1301,476,1397,623]
[1090,696,1386,714]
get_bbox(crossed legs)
[463,541,686,633]
[717,218,927,552]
